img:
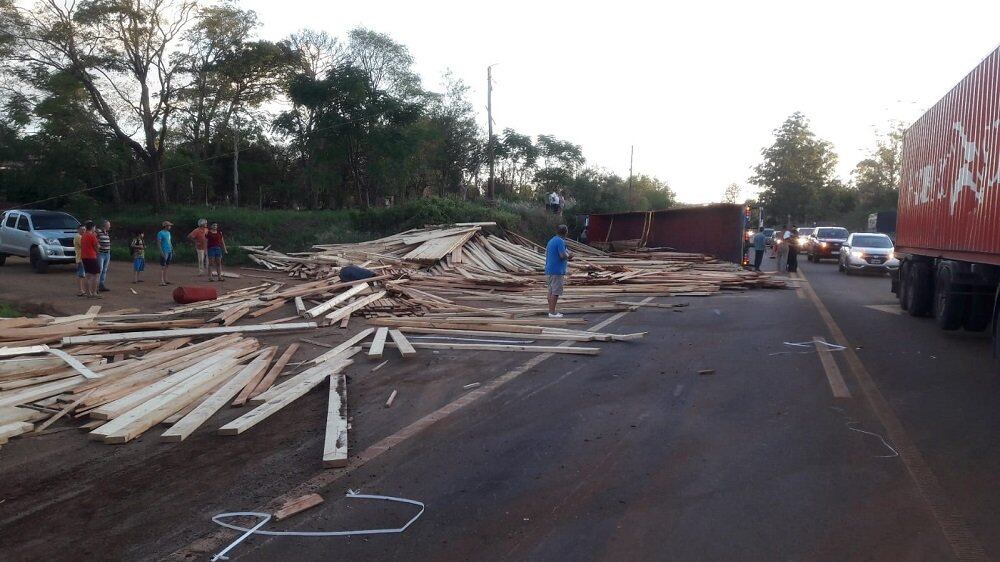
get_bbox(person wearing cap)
[206,222,228,282]
[187,218,209,275]
[157,221,173,286]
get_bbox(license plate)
[870,258,883,264]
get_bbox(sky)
[243,0,1000,204]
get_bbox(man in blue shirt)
[752,228,767,271]
[545,224,572,318]
[157,221,173,286]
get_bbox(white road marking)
[865,304,905,315]
[813,336,851,398]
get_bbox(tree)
[346,27,419,99]
[7,0,198,208]
[750,112,838,224]
[723,183,741,204]
[852,121,905,211]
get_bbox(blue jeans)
[98,252,111,287]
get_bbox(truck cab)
[0,210,81,273]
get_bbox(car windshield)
[798,228,814,236]
[29,213,80,230]
[816,228,848,239]
[852,235,893,248]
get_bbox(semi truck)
[891,46,1000,358]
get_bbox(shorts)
[82,258,100,275]
[547,274,565,296]
[76,262,85,278]
[133,257,145,272]
[160,252,173,267]
[207,246,223,259]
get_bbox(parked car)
[838,233,899,275]
[807,227,849,262]
[0,210,81,273]
[795,227,815,253]
[761,228,775,247]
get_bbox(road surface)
[1,254,997,561]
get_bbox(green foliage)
[852,122,904,213]
[0,302,21,318]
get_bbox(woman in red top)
[80,221,101,298]
[206,223,228,282]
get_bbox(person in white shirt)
[547,191,560,213]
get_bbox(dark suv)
[806,227,849,263]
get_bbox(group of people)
[750,225,799,274]
[72,218,228,298]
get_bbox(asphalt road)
[215,254,998,561]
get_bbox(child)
[157,221,173,286]
[73,224,87,297]
[206,222,227,282]
[130,230,146,283]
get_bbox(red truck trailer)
[892,45,1000,356]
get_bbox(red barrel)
[172,286,218,304]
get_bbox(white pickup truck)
[0,209,81,273]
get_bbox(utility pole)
[233,126,240,207]
[487,65,495,200]
[627,145,634,202]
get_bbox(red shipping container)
[588,204,745,263]
[897,46,1000,266]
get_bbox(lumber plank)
[323,291,387,324]
[61,322,318,345]
[322,374,347,468]
[368,327,389,359]
[226,347,277,407]
[372,342,601,355]
[387,329,416,357]
[93,352,242,443]
[0,421,34,440]
[161,352,276,442]
[218,359,353,435]
[274,493,324,520]
[310,328,374,365]
[304,283,369,318]
[248,344,300,399]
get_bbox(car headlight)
[851,250,864,259]
[820,242,828,248]
[43,237,60,245]
[887,252,895,261]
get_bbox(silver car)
[0,210,81,273]
[838,232,899,275]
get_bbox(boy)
[157,221,173,286]
[206,222,227,282]
[545,224,572,318]
[130,230,146,283]
[187,218,209,275]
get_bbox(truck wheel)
[933,267,965,330]
[0,253,6,266]
[899,261,911,311]
[905,262,933,317]
[963,292,993,332]
[29,246,49,274]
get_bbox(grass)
[67,197,563,266]
[0,302,23,318]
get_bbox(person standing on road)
[96,220,112,292]
[130,230,146,284]
[786,225,799,273]
[206,222,227,282]
[157,221,173,286]
[777,226,790,273]
[80,221,101,298]
[187,218,209,275]
[73,224,86,297]
[545,224,572,318]
[752,228,766,271]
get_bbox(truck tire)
[933,266,965,330]
[964,292,993,332]
[0,253,6,266]
[905,261,933,317]
[29,246,49,274]
[899,261,911,311]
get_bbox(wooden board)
[368,327,389,359]
[248,343,300,399]
[62,322,318,345]
[160,353,276,442]
[274,493,324,520]
[373,342,601,355]
[310,329,374,365]
[218,359,353,435]
[322,374,347,468]
[304,283,369,318]
[387,329,416,357]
